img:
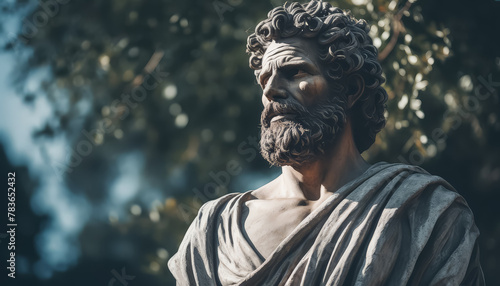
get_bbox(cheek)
[299,78,327,98]
[299,81,309,93]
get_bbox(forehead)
[261,38,320,68]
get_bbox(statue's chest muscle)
[241,199,311,259]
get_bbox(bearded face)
[260,95,347,167]
[256,38,349,167]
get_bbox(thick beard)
[260,96,347,167]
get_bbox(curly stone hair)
[247,0,387,153]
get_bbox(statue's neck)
[280,121,369,201]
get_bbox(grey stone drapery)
[168,162,484,285]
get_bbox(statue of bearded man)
[168,1,484,285]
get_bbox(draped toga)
[168,162,484,285]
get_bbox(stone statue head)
[247,0,387,167]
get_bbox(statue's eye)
[283,68,307,79]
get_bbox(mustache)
[261,101,308,128]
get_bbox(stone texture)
[168,162,484,285]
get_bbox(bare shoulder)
[248,175,282,200]
[245,175,281,200]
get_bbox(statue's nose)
[263,73,287,102]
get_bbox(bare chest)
[241,199,312,260]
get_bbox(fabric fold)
[168,162,484,286]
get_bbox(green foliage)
[2,0,499,284]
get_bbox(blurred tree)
[1,0,499,285]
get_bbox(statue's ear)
[346,74,365,108]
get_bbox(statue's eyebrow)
[279,60,319,74]
[259,57,320,86]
